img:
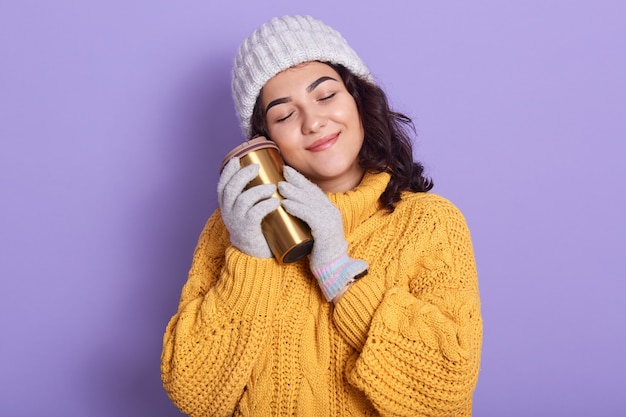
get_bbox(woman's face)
[261,61,365,193]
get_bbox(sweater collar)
[326,171,391,234]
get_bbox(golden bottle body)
[222,138,313,263]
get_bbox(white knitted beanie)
[232,15,372,137]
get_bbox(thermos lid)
[220,137,280,171]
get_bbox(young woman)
[162,15,482,417]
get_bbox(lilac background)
[1,1,624,416]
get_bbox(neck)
[315,168,365,193]
[312,161,366,193]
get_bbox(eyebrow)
[264,76,339,115]
[306,76,337,93]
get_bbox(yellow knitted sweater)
[161,171,482,417]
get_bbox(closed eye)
[319,92,336,101]
[276,111,294,122]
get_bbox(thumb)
[283,165,313,188]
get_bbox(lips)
[306,133,339,152]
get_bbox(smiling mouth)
[306,133,339,152]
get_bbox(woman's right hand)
[217,158,279,258]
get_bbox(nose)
[301,110,327,134]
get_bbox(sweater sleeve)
[333,198,482,417]
[161,210,284,417]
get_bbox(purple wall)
[1,1,624,416]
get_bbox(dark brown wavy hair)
[250,62,433,212]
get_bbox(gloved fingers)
[232,183,277,218]
[217,159,279,259]
[280,198,313,224]
[283,165,308,184]
[283,165,321,191]
[279,180,341,221]
[279,167,327,206]
[282,198,343,245]
[224,184,277,259]
[219,162,260,212]
[277,180,309,205]
[217,158,242,198]
[280,165,344,243]
[246,196,280,224]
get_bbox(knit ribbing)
[333,271,387,351]
[214,247,283,317]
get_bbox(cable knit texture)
[161,171,482,417]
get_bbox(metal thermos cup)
[221,137,314,263]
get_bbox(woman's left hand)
[278,166,368,302]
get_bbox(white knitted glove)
[278,166,368,302]
[217,158,280,258]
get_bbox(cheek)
[336,98,361,126]
[267,126,292,149]
[266,127,300,161]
